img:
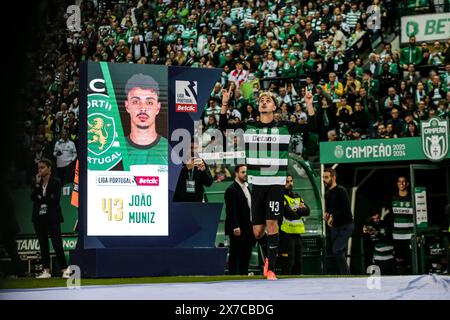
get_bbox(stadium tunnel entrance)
[321,157,450,275]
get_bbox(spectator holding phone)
[173,140,213,202]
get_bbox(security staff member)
[278,175,310,275]
[224,165,255,275]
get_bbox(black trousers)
[279,231,303,275]
[34,217,67,271]
[57,162,75,186]
[374,259,396,275]
[330,222,354,275]
[394,240,412,274]
[228,234,254,275]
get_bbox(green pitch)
[0,275,366,290]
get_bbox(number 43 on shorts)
[269,201,280,214]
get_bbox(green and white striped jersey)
[220,113,314,186]
[244,123,290,185]
[391,195,414,241]
[374,242,395,261]
[367,220,394,261]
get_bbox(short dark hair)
[324,168,336,177]
[38,158,52,169]
[125,73,160,97]
[234,164,246,173]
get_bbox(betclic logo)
[175,80,198,112]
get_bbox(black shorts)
[251,184,284,225]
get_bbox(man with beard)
[323,168,354,275]
[125,73,168,167]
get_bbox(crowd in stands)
[18,0,450,186]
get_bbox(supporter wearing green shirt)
[399,36,422,69]
[124,73,168,167]
[376,54,399,77]
[113,26,128,45]
[279,22,297,43]
[154,0,167,15]
[181,21,197,43]
[163,25,178,44]
[362,70,380,98]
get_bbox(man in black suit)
[224,165,255,275]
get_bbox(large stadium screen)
[85,62,168,236]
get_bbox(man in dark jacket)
[224,165,255,275]
[323,168,354,275]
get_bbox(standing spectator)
[400,36,422,70]
[346,3,361,31]
[414,82,428,104]
[228,60,249,87]
[389,108,404,134]
[300,21,317,52]
[390,176,414,274]
[323,168,354,275]
[224,165,255,275]
[404,64,421,91]
[428,75,447,106]
[344,72,361,106]
[130,35,148,63]
[278,175,310,275]
[31,159,70,279]
[324,72,344,102]
[351,101,369,135]
[362,70,380,99]
[53,130,77,186]
[261,51,278,79]
[383,87,400,119]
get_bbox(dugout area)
[323,160,450,275]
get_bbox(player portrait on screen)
[124,73,168,166]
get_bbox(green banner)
[320,137,450,164]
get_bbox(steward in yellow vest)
[278,175,310,275]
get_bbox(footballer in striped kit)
[220,87,316,280]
